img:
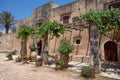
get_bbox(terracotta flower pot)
[60,54,70,68]
[29,51,37,62]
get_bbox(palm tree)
[0,11,15,34]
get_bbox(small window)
[73,37,81,45]
[60,13,71,24]
[76,39,80,44]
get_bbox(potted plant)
[29,44,38,61]
[6,50,17,60]
[11,50,18,60]
[23,56,29,64]
[15,56,22,62]
[35,56,42,67]
[6,53,13,60]
[57,40,74,68]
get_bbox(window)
[61,13,71,24]
[73,37,81,45]
[63,16,70,24]
[76,39,80,44]
[109,2,120,10]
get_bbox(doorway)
[37,40,42,55]
[104,41,118,61]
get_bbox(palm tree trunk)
[5,26,9,34]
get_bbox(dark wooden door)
[104,41,118,61]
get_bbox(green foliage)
[0,11,15,33]
[16,25,33,41]
[6,50,17,59]
[23,56,29,61]
[58,59,65,66]
[6,53,13,60]
[81,66,95,78]
[10,50,17,55]
[37,21,65,39]
[81,8,120,35]
[29,45,38,51]
[58,40,74,55]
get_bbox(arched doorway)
[104,41,118,61]
[37,40,42,55]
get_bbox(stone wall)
[32,2,58,26]
[0,33,20,53]
[14,0,120,62]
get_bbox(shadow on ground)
[101,61,120,75]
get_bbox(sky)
[0,0,76,20]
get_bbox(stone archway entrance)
[104,41,118,61]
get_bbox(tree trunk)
[5,27,9,34]
[41,34,49,65]
[89,23,101,73]
[20,40,27,59]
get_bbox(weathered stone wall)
[14,0,120,62]
[0,33,21,53]
[32,2,58,26]
[16,16,33,28]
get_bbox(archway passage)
[37,40,42,55]
[104,41,118,61]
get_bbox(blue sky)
[0,0,76,20]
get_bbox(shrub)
[23,56,29,61]
[10,50,17,55]
[58,40,74,55]
[29,45,38,51]
[81,66,95,78]
[6,53,13,60]
[6,50,17,60]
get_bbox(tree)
[80,8,120,73]
[0,11,15,34]
[36,21,65,64]
[16,25,33,59]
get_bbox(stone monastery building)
[0,0,120,62]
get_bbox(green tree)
[36,21,65,64]
[0,11,15,34]
[80,8,120,73]
[16,25,33,59]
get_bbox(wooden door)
[104,41,118,61]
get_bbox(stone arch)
[104,41,118,61]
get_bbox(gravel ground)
[0,53,80,80]
[0,53,118,80]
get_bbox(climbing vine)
[81,8,120,35]
[36,21,65,39]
